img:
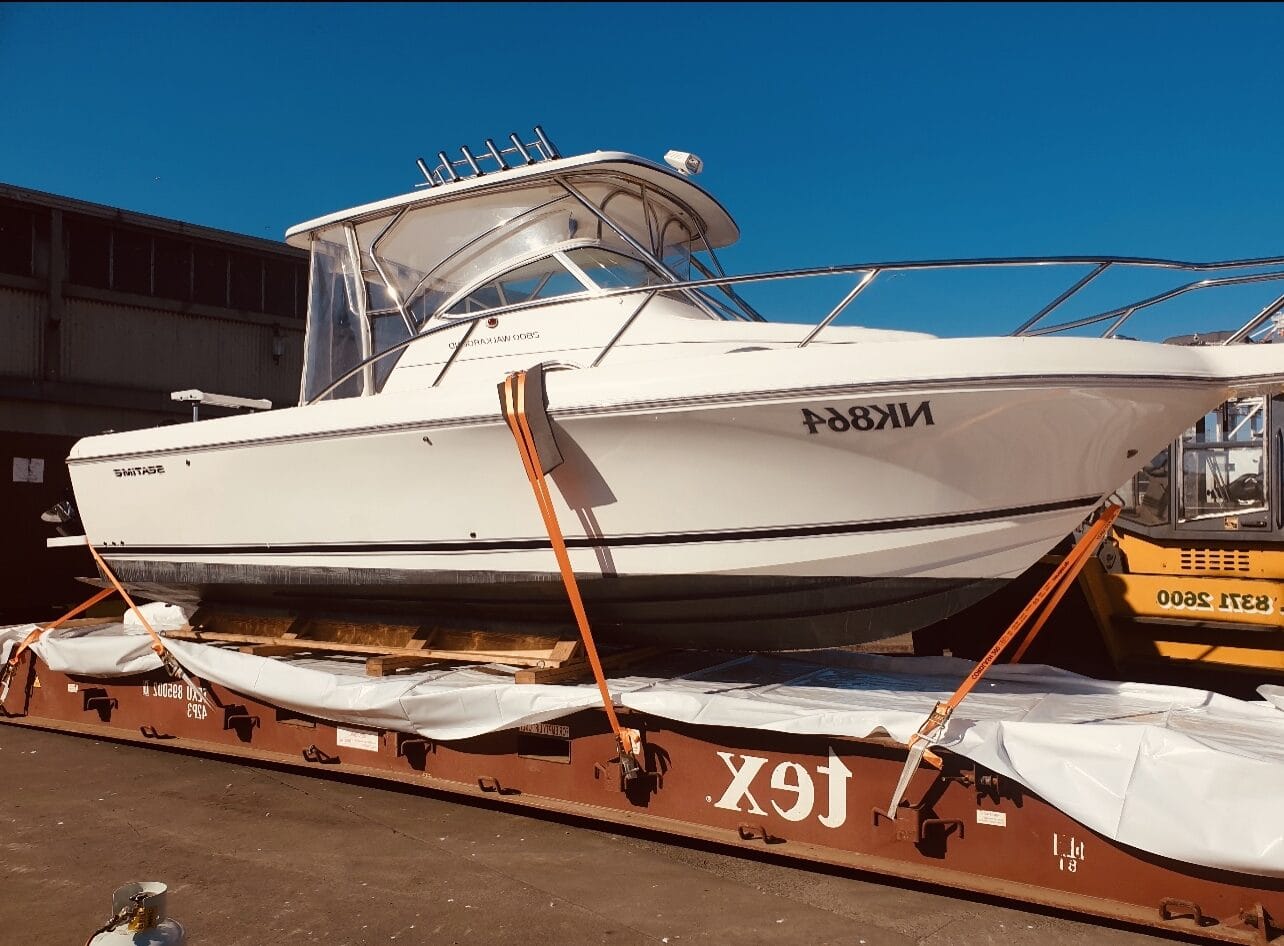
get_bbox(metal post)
[432,321,476,387]
[1011,262,1111,336]
[509,133,533,164]
[343,225,374,396]
[798,270,878,347]
[591,291,657,367]
[533,126,559,159]
[1224,290,1284,345]
[366,209,417,337]
[485,139,508,170]
[1102,306,1138,338]
[438,152,460,182]
[460,146,483,177]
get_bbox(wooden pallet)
[512,645,668,684]
[76,585,664,686]
[176,606,587,677]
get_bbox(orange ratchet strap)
[883,502,1122,817]
[0,586,117,704]
[500,369,642,780]
[86,543,213,709]
[0,543,213,711]
[1008,505,1121,664]
[87,542,169,657]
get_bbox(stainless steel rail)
[797,271,877,348]
[557,177,724,321]
[590,291,658,368]
[1225,291,1284,345]
[366,209,417,337]
[306,252,1284,405]
[1009,262,1111,336]
[1022,270,1284,337]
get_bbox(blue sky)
[3,3,1282,338]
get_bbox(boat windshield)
[565,247,668,290]
[445,248,667,316]
[301,172,732,402]
[446,254,587,315]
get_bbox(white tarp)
[3,619,1283,878]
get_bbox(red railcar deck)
[2,649,1279,945]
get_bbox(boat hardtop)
[284,149,741,249]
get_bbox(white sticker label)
[976,809,1007,827]
[66,682,79,693]
[336,727,380,752]
[12,457,45,483]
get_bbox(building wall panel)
[0,287,44,378]
[61,298,303,406]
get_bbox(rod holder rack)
[415,126,559,188]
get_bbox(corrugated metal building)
[0,184,307,621]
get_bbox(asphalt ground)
[0,724,1194,946]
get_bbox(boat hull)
[66,336,1277,649]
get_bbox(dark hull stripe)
[101,494,1098,558]
[68,369,1233,465]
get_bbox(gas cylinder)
[86,882,185,945]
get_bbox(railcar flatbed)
[2,622,1280,945]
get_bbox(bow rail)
[306,252,1284,405]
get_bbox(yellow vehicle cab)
[1081,383,1283,680]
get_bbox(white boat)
[64,129,1284,649]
